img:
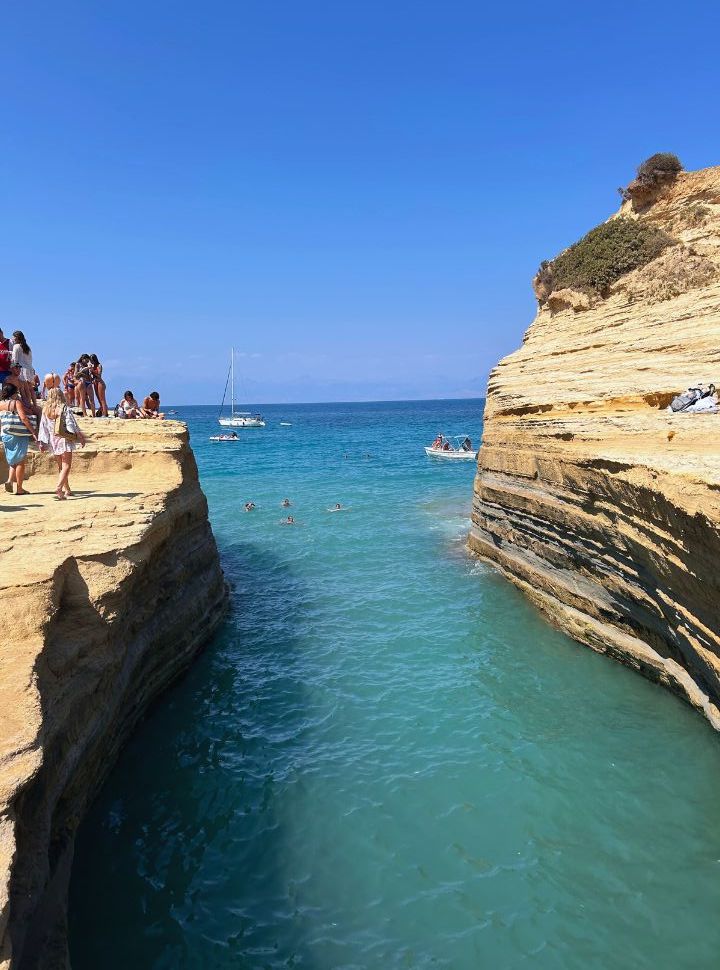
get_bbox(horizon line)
[166,395,487,408]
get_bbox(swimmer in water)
[327,503,347,512]
[244,501,255,512]
[280,514,296,525]
[281,498,291,507]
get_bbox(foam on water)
[69,401,720,969]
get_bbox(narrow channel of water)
[70,401,720,969]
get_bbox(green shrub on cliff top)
[538,217,673,297]
[636,152,683,184]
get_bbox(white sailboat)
[218,348,265,428]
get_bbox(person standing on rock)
[63,362,77,406]
[38,387,86,499]
[74,355,96,417]
[0,328,12,386]
[0,382,38,495]
[90,354,109,417]
[10,330,35,405]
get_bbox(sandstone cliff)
[0,421,227,969]
[470,165,720,727]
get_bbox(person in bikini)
[63,363,76,406]
[90,354,109,416]
[74,356,96,417]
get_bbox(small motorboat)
[424,434,477,460]
[280,422,292,426]
[209,433,240,442]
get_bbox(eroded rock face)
[545,287,593,314]
[0,421,227,969]
[470,166,720,728]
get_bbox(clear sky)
[2,1,719,404]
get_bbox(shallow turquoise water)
[70,401,720,969]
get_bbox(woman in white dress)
[38,388,86,499]
[11,330,36,405]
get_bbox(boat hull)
[424,447,477,460]
[218,417,266,428]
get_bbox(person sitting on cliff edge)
[120,390,142,418]
[142,390,164,419]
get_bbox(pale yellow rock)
[469,166,720,728]
[0,420,227,968]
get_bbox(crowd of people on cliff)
[0,327,165,498]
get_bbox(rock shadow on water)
[68,541,321,970]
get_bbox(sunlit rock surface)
[470,166,720,728]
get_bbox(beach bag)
[55,405,79,442]
[1,402,36,437]
[670,384,715,412]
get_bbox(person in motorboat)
[281,498,291,507]
[442,439,452,451]
[431,434,443,449]
[461,436,472,452]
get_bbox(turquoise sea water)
[69,401,720,969]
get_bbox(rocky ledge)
[0,421,227,969]
[470,165,720,728]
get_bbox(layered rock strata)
[470,166,720,728]
[0,421,227,968]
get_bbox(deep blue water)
[69,401,720,969]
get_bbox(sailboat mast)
[231,347,235,417]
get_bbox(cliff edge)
[0,421,227,969]
[470,164,720,728]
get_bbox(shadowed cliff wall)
[0,421,227,968]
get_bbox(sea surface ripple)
[70,401,720,969]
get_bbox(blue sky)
[2,1,719,404]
